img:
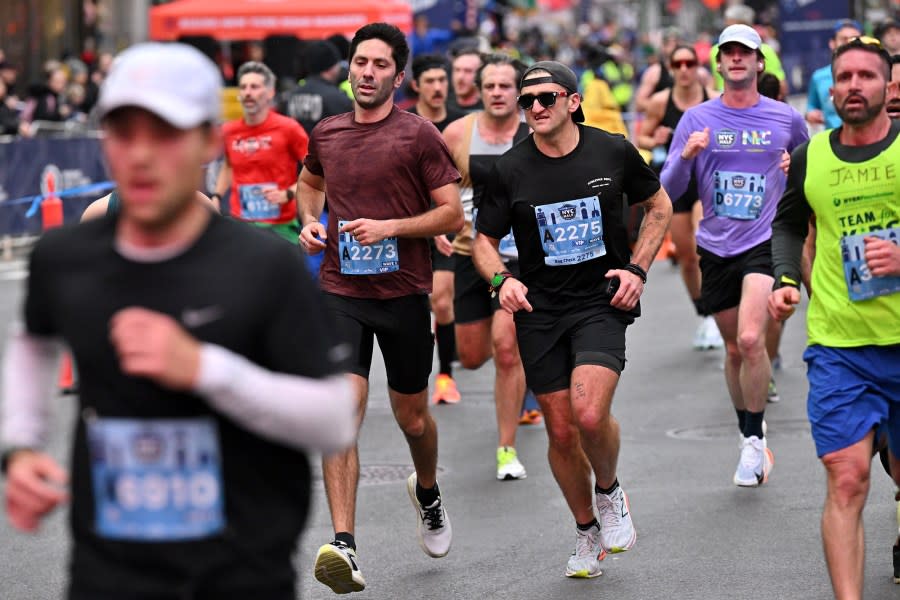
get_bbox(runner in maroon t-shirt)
[297,23,463,595]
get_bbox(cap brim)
[719,36,759,50]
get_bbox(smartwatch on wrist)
[1,447,32,475]
[210,192,222,203]
[286,189,296,201]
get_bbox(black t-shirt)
[283,75,353,135]
[407,105,466,133]
[477,124,660,310]
[25,214,344,594]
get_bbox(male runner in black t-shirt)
[474,61,672,580]
[0,42,355,599]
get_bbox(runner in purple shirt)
[660,24,808,489]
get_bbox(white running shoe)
[496,446,527,480]
[565,523,605,578]
[733,435,775,487]
[595,485,636,553]
[406,472,452,557]
[314,540,366,594]
[693,316,724,350]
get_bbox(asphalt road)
[0,255,897,600]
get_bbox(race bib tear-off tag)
[87,417,225,541]
[841,228,900,301]
[535,197,606,266]
[338,219,399,275]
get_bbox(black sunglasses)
[517,90,569,111]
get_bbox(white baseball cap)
[97,42,222,129]
[718,24,762,50]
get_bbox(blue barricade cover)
[0,136,111,235]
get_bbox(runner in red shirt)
[213,61,309,243]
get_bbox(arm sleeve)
[772,142,812,287]
[660,115,693,202]
[194,344,355,454]
[1,324,62,449]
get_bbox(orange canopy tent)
[149,0,413,42]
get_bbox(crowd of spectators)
[0,47,112,138]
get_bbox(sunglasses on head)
[833,35,892,63]
[517,90,569,111]
[671,59,698,69]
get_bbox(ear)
[393,69,405,90]
[409,78,420,94]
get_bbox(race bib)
[338,219,399,275]
[239,183,280,220]
[840,227,900,301]
[535,197,605,266]
[87,417,225,541]
[713,170,765,220]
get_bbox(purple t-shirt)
[660,96,808,257]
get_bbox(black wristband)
[286,189,296,201]
[623,263,647,283]
[210,192,222,203]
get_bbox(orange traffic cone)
[58,352,76,394]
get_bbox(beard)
[836,93,885,125]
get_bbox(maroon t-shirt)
[304,106,460,299]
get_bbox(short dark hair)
[412,53,449,82]
[832,36,892,81]
[475,53,526,90]
[349,22,410,73]
[757,72,781,100]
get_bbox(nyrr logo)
[557,203,578,220]
[741,130,772,145]
[716,129,737,147]
[731,175,746,189]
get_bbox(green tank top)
[802,131,900,347]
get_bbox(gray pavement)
[0,256,897,599]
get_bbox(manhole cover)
[667,418,811,441]
[313,464,445,486]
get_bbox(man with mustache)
[212,61,309,243]
[661,24,808,488]
[408,53,466,405]
[770,36,900,599]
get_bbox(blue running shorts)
[805,344,900,458]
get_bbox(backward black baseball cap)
[520,60,585,123]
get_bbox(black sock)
[744,410,765,439]
[334,531,356,551]
[436,323,455,377]
[577,518,599,531]
[595,478,619,496]
[416,481,440,507]
[735,409,747,434]
[692,297,708,317]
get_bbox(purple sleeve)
[660,114,693,202]
[303,133,323,177]
[416,121,462,191]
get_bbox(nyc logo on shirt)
[714,129,772,148]
[231,136,273,156]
